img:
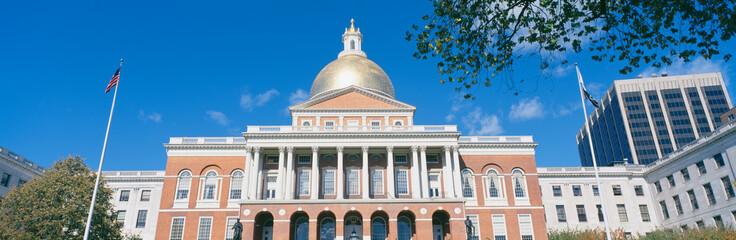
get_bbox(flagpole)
[576,63,612,240]
[83,59,122,240]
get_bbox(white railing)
[245,125,458,133]
[0,146,44,173]
[102,171,165,177]
[458,136,534,143]
[168,137,246,144]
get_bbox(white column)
[285,147,295,199]
[452,146,462,198]
[419,146,429,198]
[243,147,252,200]
[310,146,320,199]
[410,146,421,198]
[442,145,454,198]
[276,146,285,199]
[362,146,370,199]
[249,147,261,199]
[336,146,345,199]
[255,149,264,200]
[386,146,395,198]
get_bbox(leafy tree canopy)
[407,0,736,99]
[0,156,122,240]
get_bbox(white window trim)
[394,154,408,164]
[512,169,530,206]
[393,120,404,126]
[197,216,213,240]
[301,120,312,126]
[518,214,534,240]
[370,120,381,130]
[224,217,238,240]
[297,168,311,196]
[395,168,410,195]
[492,214,507,240]
[428,170,442,198]
[324,120,336,130]
[426,153,440,163]
[265,155,279,165]
[461,169,476,199]
[228,170,244,200]
[297,155,311,164]
[483,170,506,200]
[322,168,336,195]
[370,167,385,195]
[346,167,361,195]
[263,171,279,199]
[198,171,221,202]
[467,214,480,240]
[174,171,192,202]
[170,217,186,240]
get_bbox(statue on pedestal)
[465,216,474,240]
[232,218,243,240]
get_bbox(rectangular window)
[324,121,335,130]
[704,183,717,205]
[119,190,130,202]
[696,220,705,228]
[687,189,699,210]
[552,185,562,197]
[697,161,707,175]
[596,205,604,221]
[518,214,534,240]
[667,175,676,188]
[265,155,279,164]
[370,120,381,130]
[592,185,599,196]
[572,185,582,196]
[492,214,507,240]
[396,169,409,195]
[426,154,439,163]
[576,205,587,222]
[673,195,684,215]
[323,170,335,195]
[612,185,622,196]
[225,217,238,240]
[264,176,277,199]
[394,155,407,163]
[639,205,651,222]
[714,215,724,227]
[371,169,384,195]
[681,168,690,181]
[116,210,126,226]
[140,190,151,201]
[136,210,147,228]
[197,217,212,240]
[556,205,566,222]
[428,174,441,197]
[297,170,310,196]
[347,169,360,195]
[170,217,185,240]
[660,201,670,219]
[0,173,10,187]
[722,176,735,199]
[298,155,311,164]
[617,204,628,222]
[17,179,25,186]
[714,153,725,168]
[230,174,243,200]
[467,215,480,240]
[681,225,688,230]
[654,181,662,192]
[634,185,644,196]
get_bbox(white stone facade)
[0,146,44,198]
[104,171,164,240]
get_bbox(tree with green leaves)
[0,156,123,240]
[407,0,736,99]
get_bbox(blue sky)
[1,0,734,170]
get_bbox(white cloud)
[639,57,729,80]
[462,107,503,135]
[206,110,229,126]
[552,102,582,118]
[289,89,309,105]
[240,89,280,111]
[508,97,545,120]
[138,110,162,123]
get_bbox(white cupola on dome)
[338,19,366,58]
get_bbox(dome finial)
[348,18,357,32]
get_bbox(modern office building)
[720,107,736,125]
[0,146,44,198]
[577,73,732,167]
[154,21,548,240]
[104,171,164,240]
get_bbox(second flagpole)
[83,59,122,240]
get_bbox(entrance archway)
[370,211,389,240]
[397,211,415,240]
[318,211,336,240]
[344,211,363,240]
[290,212,309,240]
[254,212,274,240]
[431,211,450,240]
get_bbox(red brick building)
[156,20,547,240]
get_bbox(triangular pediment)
[290,85,415,110]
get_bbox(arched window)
[350,40,356,50]
[295,217,309,240]
[302,121,311,126]
[512,169,527,198]
[486,169,502,198]
[202,171,218,200]
[175,171,191,200]
[397,217,412,240]
[320,218,335,240]
[371,218,386,240]
[229,170,244,199]
[461,169,475,198]
[394,121,402,126]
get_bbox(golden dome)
[310,55,395,99]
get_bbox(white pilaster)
[442,145,454,198]
[410,146,420,198]
[386,146,395,198]
[285,147,295,199]
[311,146,320,200]
[276,146,285,199]
[243,147,252,200]
[452,146,462,198]
[419,146,429,198]
[362,146,370,199]
[336,146,345,200]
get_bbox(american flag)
[106,67,120,93]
